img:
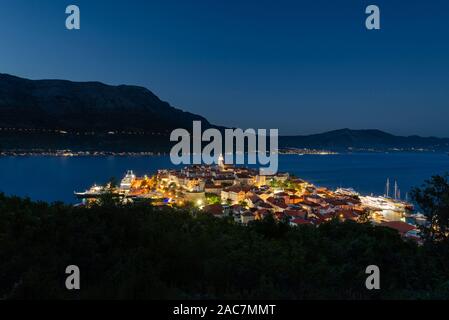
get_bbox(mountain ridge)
[280,128,449,151]
[1,73,448,152]
[0,73,212,132]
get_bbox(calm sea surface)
[0,153,448,204]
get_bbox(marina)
[74,157,422,240]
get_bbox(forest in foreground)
[1,183,449,299]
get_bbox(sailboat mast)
[385,178,390,198]
[394,181,398,200]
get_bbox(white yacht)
[74,184,108,199]
[120,170,136,191]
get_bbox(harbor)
[75,156,423,240]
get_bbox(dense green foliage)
[1,193,449,300]
[205,193,221,205]
[412,174,449,242]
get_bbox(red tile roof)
[266,197,288,209]
[284,209,307,218]
[224,185,251,193]
[242,211,254,217]
[291,218,312,225]
[203,204,224,215]
[380,221,416,235]
[258,202,273,209]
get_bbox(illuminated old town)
[75,155,421,241]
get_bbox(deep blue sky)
[1,0,449,136]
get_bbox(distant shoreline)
[0,150,164,157]
[0,149,446,157]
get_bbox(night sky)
[1,0,449,136]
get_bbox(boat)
[335,188,359,197]
[74,184,109,199]
[75,170,137,200]
[120,170,136,191]
[414,213,427,221]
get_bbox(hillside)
[0,73,214,151]
[1,73,448,152]
[0,73,211,132]
[280,129,449,151]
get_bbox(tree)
[248,213,289,239]
[107,177,118,189]
[96,190,122,208]
[411,174,449,242]
[2,191,449,299]
[205,193,220,205]
[358,209,371,224]
[168,182,177,190]
[239,200,248,209]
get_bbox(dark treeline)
[0,189,449,299]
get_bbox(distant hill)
[0,73,214,151]
[280,129,449,152]
[1,73,448,152]
[0,73,211,132]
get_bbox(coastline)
[0,150,164,157]
[0,148,446,157]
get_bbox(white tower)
[218,154,225,170]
